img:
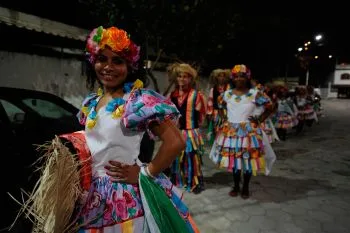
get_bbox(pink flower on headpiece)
[127,41,140,68]
[129,41,140,62]
[86,27,103,55]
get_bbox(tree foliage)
[77,1,307,79]
[78,0,242,63]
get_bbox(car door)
[0,100,33,233]
[0,98,36,184]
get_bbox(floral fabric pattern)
[76,174,189,229]
[122,89,180,138]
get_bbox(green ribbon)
[139,173,190,233]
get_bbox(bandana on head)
[85,26,140,70]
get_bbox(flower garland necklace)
[227,89,253,103]
[85,79,143,129]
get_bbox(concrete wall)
[0,50,89,107]
[0,51,211,108]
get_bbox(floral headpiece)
[231,64,251,79]
[86,26,140,70]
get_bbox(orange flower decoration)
[232,65,244,74]
[231,64,251,79]
[100,27,131,52]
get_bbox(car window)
[22,98,73,119]
[0,99,25,123]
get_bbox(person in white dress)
[18,26,200,233]
[210,64,276,199]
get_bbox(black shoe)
[192,186,202,194]
[229,187,240,197]
[241,188,250,199]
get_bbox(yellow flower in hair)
[233,65,241,73]
[133,79,144,89]
[97,88,103,96]
[86,119,97,129]
[112,105,124,118]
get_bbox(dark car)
[0,87,155,232]
[0,87,83,232]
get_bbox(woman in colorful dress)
[206,68,230,145]
[306,85,320,124]
[251,82,279,143]
[295,86,316,134]
[209,64,275,199]
[169,63,206,194]
[20,26,199,233]
[274,86,298,140]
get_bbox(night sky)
[0,0,347,85]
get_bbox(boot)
[229,170,241,197]
[241,172,252,199]
[192,185,202,194]
[199,176,205,191]
[277,128,284,141]
[192,176,204,194]
[296,121,304,135]
[281,128,287,141]
[306,119,314,127]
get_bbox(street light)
[298,47,303,52]
[315,34,323,41]
[329,55,332,59]
[301,34,324,86]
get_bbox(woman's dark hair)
[84,58,147,91]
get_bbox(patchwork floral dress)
[209,88,275,175]
[75,83,199,233]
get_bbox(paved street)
[184,99,350,233]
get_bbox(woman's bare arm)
[147,119,186,176]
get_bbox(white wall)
[0,51,211,108]
[147,71,169,94]
[334,69,350,86]
[0,50,88,108]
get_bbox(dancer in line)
[210,64,275,199]
[206,68,230,145]
[170,63,206,194]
